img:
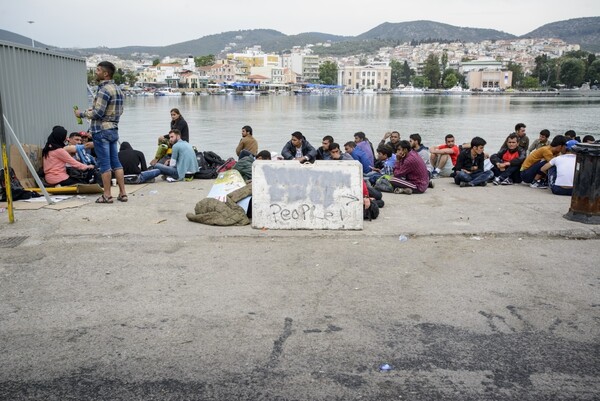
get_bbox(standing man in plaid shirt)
[74,61,127,203]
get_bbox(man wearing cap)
[520,135,567,188]
[540,140,578,196]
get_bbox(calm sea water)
[116,95,600,160]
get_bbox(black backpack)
[203,151,225,168]
[0,167,36,201]
[196,151,209,170]
[194,168,218,179]
[363,200,379,221]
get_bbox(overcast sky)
[1,0,599,49]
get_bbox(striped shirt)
[83,80,123,134]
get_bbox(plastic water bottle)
[73,105,83,125]
[398,235,408,242]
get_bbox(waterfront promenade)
[1,178,599,400]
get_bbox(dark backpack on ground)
[194,168,218,179]
[203,151,225,168]
[196,151,209,170]
[363,199,379,221]
[1,167,37,201]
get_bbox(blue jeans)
[92,129,123,174]
[520,160,546,184]
[454,170,494,186]
[547,166,573,196]
[149,163,179,180]
[137,169,162,183]
[491,165,521,182]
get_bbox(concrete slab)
[252,161,363,230]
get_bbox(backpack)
[216,157,236,173]
[194,168,218,179]
[363,200,379,221]
[0,167,36,201]
[203,151,225,168]
[374,176,394,193]
[196,151,209,170]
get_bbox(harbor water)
[116,94,600,160]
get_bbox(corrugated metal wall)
[0,40,88,164]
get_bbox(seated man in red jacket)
[389,140,431,195]
[490,133,526,185]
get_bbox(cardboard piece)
[10,144,43,189]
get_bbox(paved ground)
[1,178,599,400]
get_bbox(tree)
[422,54,441,88]
[113,68,125,85]
[441,51,448,71]
[152,58,160,66]
[522,76,540,89]
[441,68,461,89]
[588,59,600,87]
[318,61,338,85]
[532,55,558,88]
[412,76,430,88]
[401,61,413,86]
[125,71,138,86]
[86,69,96,85]
[194,55,216,67]
[507,61,524,89]
[560,58,586,88]
[389,59,402,88]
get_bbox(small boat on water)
[243,89,260,96]
[443,84,472,95]
[362,88,376,95]
[391,85,424,95]
[155,88,182,97]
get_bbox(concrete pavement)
[1,177,599,400]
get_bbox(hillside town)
[85,37,584,93]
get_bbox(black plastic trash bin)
[564,143,600,224]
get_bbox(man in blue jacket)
[344,141,371,174]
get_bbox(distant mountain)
[522,16,600,53]
[1,17,599,59]
[357,20,516,42]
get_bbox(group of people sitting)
[40,118,594,215]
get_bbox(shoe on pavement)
[493,177,501,185]
[530,180,547,188]
[459,181,469,187]
[428,180,435,189]
[501,178,513,185]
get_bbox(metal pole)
[2,116,54,204]
[0,92,15,223]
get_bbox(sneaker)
[479,181,487,187]
[428,180,435,189]
[500,178,513,185]
[393,187,412,195]
[493,176,501,186]
[166,176,177,182]
[459,181,469,187]
[530,180,547,189]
